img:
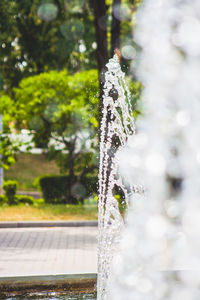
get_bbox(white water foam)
[109,0,200,299]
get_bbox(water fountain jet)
[97,50,144,300]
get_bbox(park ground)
[2,153,98,221]
[5,153,60,191]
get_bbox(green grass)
[3,153,99,221]
[3,154,99,221]
[5,153,60,191]
[0,204,98,221]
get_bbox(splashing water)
[97,53,143,300]
[108,0,200,299]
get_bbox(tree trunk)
[68,143,77,204]
[111,0,121,56]
[92,0,109,125]
[93,0,109,75]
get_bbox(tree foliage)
[1,69,99,199]
[0,0,141,91]
[0,0,143,199]
[0,0,97,90]
[0,95,20,169]
[13,69,99,142]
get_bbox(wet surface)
[4,293,97,300]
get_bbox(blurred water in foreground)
[109,0,200,299]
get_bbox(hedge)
[0,195,6,205]
[2,180,34,205]
[39,175,98,204]
[3,180,18,205]
[14,195,34,205]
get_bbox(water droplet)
[145,153,166,175]
[146,216,167,238]
[176,110,190,126]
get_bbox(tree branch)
[78,165,98,181]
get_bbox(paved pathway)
[0,226,98,277]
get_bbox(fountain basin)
[4,294,96,299]
[0,273,97,299]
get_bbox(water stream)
[97,53,143,300]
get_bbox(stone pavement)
[0,226,98,277]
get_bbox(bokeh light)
[60,20,84,40]
[176,110,190,127]
[37,3,58,21]
[109,0,200,299]
[121,45,136,60]
[71,183,86,200]
[113,4,131,21]
[145,152,166,175]
[64,0,85,14]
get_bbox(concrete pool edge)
[0,273,97,297]
[0,221,98,228]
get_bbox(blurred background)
[0,0,142,221]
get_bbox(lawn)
[0,204,98,221]
[3,153,99,221]
[4,153,60,191]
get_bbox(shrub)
[0,195,7,205]
[33,198,45,206]
[39,175,70,204]
[2,180,36,206]
[14,195,34,205]
[3,180,18,205]
[81,175,98,196]
[84,194,98,205]
[39,175,98,204]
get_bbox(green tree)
[2,69,99,201]
[0,95,20,169]
[92,0,142,121]
[0,0,97,90]
[0,0,142,92]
